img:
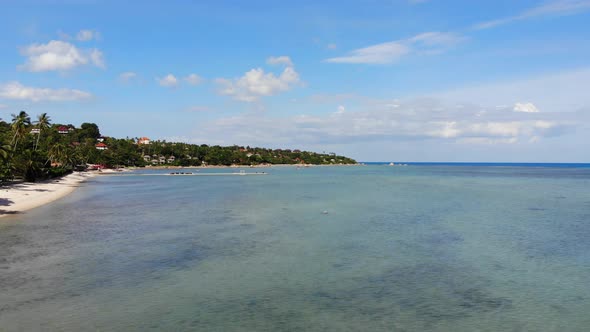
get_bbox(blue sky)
[1,0,589,162]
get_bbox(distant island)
[0,111,357,183]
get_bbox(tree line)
[0,111,356,183]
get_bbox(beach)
[0,172,97,218]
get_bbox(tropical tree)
[17,150,44,182]
[10,111,31,151]
[48,143,66,166]
[34,113,51,151]
[0,144,10,161]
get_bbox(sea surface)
[1,164,589,331]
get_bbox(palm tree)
[33,113,51,151]
[48,143,66,166]
[0,144,10,161]
[10,111,31,151]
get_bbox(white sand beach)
[0,172,97,218]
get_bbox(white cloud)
[184,73,203,85]
[89,49,105,68]
[335,105,346,114]
[475,0,590,29]
[0,81,92,102]
[409,32,465,47]
[186,98,575,147]
[76,29,100,41]
[267,56,294,67]
[325,32,463,64]
[434,67,590,113]
[513,102,540,113]
[157,74,179,87]
[119,71,138,82]
[18,40,105,72]
[216,58,301,102]
[326,41,410,64]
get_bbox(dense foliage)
[0,111,356,183]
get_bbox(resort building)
[159,156,166,164]
[57,126,69,134]
[167,156,175,163]
[143,155,151,162]
[30,128,40,134]
[138,137,151,145]
[95,143,108,150]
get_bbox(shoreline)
[130,163,362,170]
[0,172,97,218]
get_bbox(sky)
[1,0,589,162]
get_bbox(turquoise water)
[1,165,589,331]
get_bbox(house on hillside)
[167,156,175,163]
[95,143,108,150]
[159,156,166,164]
[30,128,40,134]
[58,126,69,134]
[143,155,151,162]
[97,137,106,142]
[138,137,151,145]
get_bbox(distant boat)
[389,162,395,166]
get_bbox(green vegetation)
[0,111,356,183]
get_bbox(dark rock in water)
[528,207,546,211]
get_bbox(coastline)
[132,163,361,170]
[0,172,97,218]
[0,165,357,218]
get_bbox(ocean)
[1,164,589,331]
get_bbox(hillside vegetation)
[0,111,356,182]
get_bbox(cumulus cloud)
[184,73,203,85]
[266,56,293,67]
[325,31,463,64]
[18,40,105,72]
[0,81,92,102]
[76,29,100,41]
[119,71,138,83]
[188,98,574,147]
[475,0,590,29]
[513,102,540,113]
[216,57,301,102]
[335,105,346,114]
[157,74,179,87]
[435,67,590,113]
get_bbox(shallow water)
[1,165,589,331]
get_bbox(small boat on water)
[169,172,193,175]
[389,162,395,166]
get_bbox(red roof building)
[138,137,151,145]
[95,142,108,150]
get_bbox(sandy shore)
[0,172,97,218]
